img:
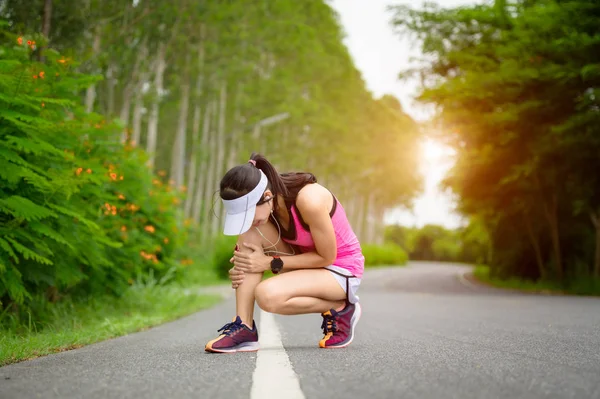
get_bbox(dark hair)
[219,153,317,215]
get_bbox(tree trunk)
[120,39,147,143]
[119,85,133,143]
[131,58,152,147]
[146,43,167,169]
[211,81,228,237]
[202,101,219,240]
[131,93,143,146]
[542,193,562,281]
[374,205,385,245]
[184,102,203,219]
[354,195,365,243]
[193,102,213,224]
[170,52,191,189]
[85,25,102,113]
[184,44,206,219]
[591,209,600,278]
[227,84,244,171]
[39,0,52,61]
[42,0,52,37]
[524,211,545,279]
[106,63,116,117]
[364,193,377,244]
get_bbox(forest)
[0,0,420,336]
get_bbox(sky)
[329,0,478,229]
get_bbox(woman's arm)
[233,184,337,272]
[278,185,337,269]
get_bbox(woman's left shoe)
[319,302,362,348]
[205,316,260,353]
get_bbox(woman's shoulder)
[295,183,331,213]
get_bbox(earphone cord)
[254,213,296,256]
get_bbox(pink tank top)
[280,195,365,278]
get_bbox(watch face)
[271,257,284,271]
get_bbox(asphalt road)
[2,261,600,399]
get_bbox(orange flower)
[163,238,169,244]
[118,194,126,200]
[41,103,45,108]
[86,169,92,174]
[76,167,83,176]
[158,170,167,177]
[152,179,161,186]
[180,185,187,192]
[58,58,66,64]
[33,74,38,79]
[144,225,155,233]
[110,172,117,181]
[121,226,127,232]
[39,71,45,79]
[120,176,124,180]
[17,37,23,45]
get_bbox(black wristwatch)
[270,256,284,274]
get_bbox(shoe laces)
[321,313,338,334]
[217,320,243,336]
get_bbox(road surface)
[1,261,599,399]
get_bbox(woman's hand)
[233,242,271,273]
[229,266,244,289]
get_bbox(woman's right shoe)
[205,316,260,353]
[319,302,362,348]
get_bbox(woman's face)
[252,190,273,227]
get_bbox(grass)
[0,273,225,367]
[473,265,600,296]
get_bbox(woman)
[204,153,364,353]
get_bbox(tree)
[391,0,600,283]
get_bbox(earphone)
[254,196,296,256]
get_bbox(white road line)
[250,310,305,399]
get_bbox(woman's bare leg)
[255,269,346,315]
[234,221,293,327]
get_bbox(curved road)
[1,261,599,399]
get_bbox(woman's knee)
[238,227,263,248]
[255,280,286,313]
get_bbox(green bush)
[385,219,491,264]
[0,28,190,325]
[211,236,238,279]
[362,243,408,267]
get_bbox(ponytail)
[250,153,288,215]
[219,152,317,213]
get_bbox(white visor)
[222,170,269,236]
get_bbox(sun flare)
[422,137,452,164]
